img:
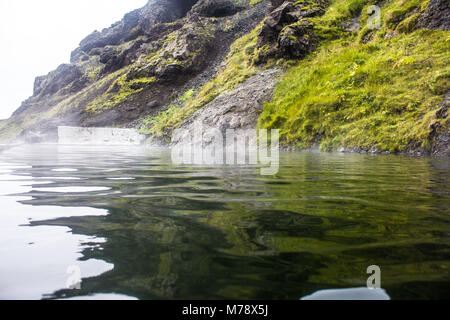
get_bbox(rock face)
[416,0,450,31]
[190,0,245,17]
[1,0,448,157]
[76,0,199,55]
[1,0,269,143]
[256,0,328,63]
[429,92,450,156]
[32,64,84,97]
[171,69,281,147]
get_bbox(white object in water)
[60,293,138,300]
[58,126,146,146]
[301,287,390,300]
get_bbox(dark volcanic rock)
[139,0,199,33]
[256,0,327,62]
[33,64,83,96]
[99,40,145,75]
[269,0,285,9]
[416,0,450,31]
[77,0,199,54]
[266,1,296,28]
[430,92,450,156]
[171,69,282,147]
[278,19,315,58]
[190,0,245,17]
[77,1,269,130]
[1,0,270,144]
[78,9,141,53]
[70,48,89,64]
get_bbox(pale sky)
[0,0,148,119]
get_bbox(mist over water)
[0,144,449,299]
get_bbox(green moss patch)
[86,71,156,113]
[259,28,449,152]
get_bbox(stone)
[33,64,83,96]
[78,0,199,53]
[190,0,245,17]
[266,2,296,28]
[171,69,282,147]
[146,100,160,109]
[278,20,315,58]
[416,0,450,31]
[256,0,326,62]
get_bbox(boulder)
[78,0,199,53]
[130,19,214,81]
[256,0,327,62]
[278,19,315,58]
[266,1,296,28]
[171,69,281,147]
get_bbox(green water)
[0,145,449,299]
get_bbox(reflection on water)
[0,144,449,300]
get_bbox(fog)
[0,0,148,120]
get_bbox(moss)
[396,13,420,33]
[77,55,103,82]
[248,0,265,7]
[303,0,377,41]
[256,0,449,153]
[86,70,156,113]
[384,0,426,28]
[130,19,216,80]
[259,27,449,152]
[313,24,345,41]
[180,89,195,102]
[310,0,375,28]
[142,0,448,152]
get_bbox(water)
[0,144,449,300]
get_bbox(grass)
[258,0,449,152]
[248,0,266,6]
[310,0,375,27]
[86,71,156,113]
[143,0,374,137]
[258,30,449,152]
[142,0,449,154]
[5,0,446,153]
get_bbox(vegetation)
[142,23,271,136]
[258,0,449,152]
[141,0,448,154]
[1,0,447,154]
[86,70,156,113]
[248,0,266,6]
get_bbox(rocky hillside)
[0,0,448,155]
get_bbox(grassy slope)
[259,0,449,152]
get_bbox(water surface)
[0,144,449,299]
